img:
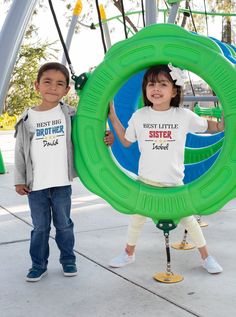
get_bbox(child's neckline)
[149,106,173,113]
[32,104,60,112]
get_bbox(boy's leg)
[28,189,51,270]
[51,185,76,265]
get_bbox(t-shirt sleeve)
[125,113,137,143]
[186,110,208,133]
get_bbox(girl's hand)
[217,116,224,131]
[104,130,114,146]
[15,184,30,195]
[207,115,225,132]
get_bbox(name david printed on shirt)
[34,118,66,147]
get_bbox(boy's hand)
[104,130,114,146]
[15,184,30,195]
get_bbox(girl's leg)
[180,216,223,273]
[109,214,146,267]
[180,216,208,259]
[125,214,147,255]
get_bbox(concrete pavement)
[0,129,236,317]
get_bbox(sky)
[0,0,139,74]
[1,0,231,76]
[0,1,106,74]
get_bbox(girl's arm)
[207,116,224,132]
[103,130,114,146]
[108,102,132,147]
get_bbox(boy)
[14,62,113,282]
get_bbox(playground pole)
[61,15,79,66]
[61,0,83,65]
[145,0,157,25]
[99,4,112,49]
[183,96,218,102]
[0,0,37,115]
[167,2,181,24]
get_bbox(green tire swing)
[72,23,236,226]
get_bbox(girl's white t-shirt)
[28,105,70,190]
[125,107,208,185]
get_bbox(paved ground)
[1,129,236,317]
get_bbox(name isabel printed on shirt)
[152,143,169,150]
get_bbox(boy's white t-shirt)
[28,105,70,190]
[125,107,208,185]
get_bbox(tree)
[211,0,235,43]
[205,0,235,44]
[5,42,57,115]
[2,0,80,115]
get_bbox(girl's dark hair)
[142,65,182,108]
[37,62,70,86]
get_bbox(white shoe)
[203,255,223,274]
[109,251,135,268]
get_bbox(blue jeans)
[28,185,76,269]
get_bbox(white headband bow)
[168,63,187,86]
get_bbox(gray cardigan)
[14,102,77,189]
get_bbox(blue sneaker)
[26,268,47,282]
[62,264,77,277]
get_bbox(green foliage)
[63,86,79,108]
[5,37,78,115]
[5,42,57,115]
[167,0,185,4]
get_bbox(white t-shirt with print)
[28,105,70,190]
[125,107,208,185]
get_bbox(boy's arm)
[108,102,132,148]
[15,184,30,195]
[14,128,30,195]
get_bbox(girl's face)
[145,73,177,111]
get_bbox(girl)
[108,64,224,274]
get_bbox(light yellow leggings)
[127,178,206,248]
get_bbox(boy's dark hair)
[142,65,182,108]
[37,62,70,86]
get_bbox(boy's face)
[35,69,70,106]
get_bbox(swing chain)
[164,232,173,276]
